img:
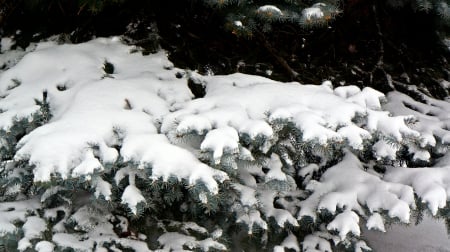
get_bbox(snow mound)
[299,150,414,223]
[385,165,450,215]
[0,38,226,197]
[2,37,450,251]
[163,75,417,157]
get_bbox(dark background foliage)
[1,0,449,98]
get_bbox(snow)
[327,210,360,240]
[259,190,299,227]
[0,38,227,207]
[157,232,226,251]
[303,232,333,252]
[300,151,415,223]
[373,139,399,160]
[234,21,243,27]
[200,126,239,164]
[384,91,450,147]
[93,176,112,200]
[35,241,55,252]
[302,4,325,21]
[2,36,450,251]
[235,209,268,234]
[120,134,228,193]
[384,165,450,215]
[18,216,47,251]
[1,38,14,52]
[257,5,283,16]
[0,198,41,235]
[274,233,300,252]
[121,184,146,215]
[232,183,258,206]
[366,212,386,232]
[265,154,287,181]
[22,216,47,239]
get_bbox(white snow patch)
[265,154,287,182]
[303,232,334,252]
[302,6,324,20]
[373,139,399,160]
[366,212,386,232]
[121,134,228,193]
[121,185,146,215]
[200,126,239,164]
[0,199,41,235]
[236,209,268,234]
[257,5,283,15]
[299,151,413,223]
[35,241,55,252]
[232,183,258,206]
[327,210,360,240]
[94,177,112,200]
[22,216,47,239]
[274,233,300,252]
[385,166,450,215]
[157,232,226,251]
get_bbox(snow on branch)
[299,150,414,223]
[1,37,450,251]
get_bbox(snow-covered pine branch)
[0,37,450,251]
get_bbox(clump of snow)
[234,20,243,27]
[302,3,328,21]
[121,134,228,193]
[200,126,239,164]
[303,7,324,20]
[163,74,415,156]
[373,139,399,160]
[52,204,150,251]
[299,150,414,223]
[366,212,386,232]
[257,5,283,15]
[0,38,29,73]
[157,232,226,251]
[0,199,41,235]
[384,91,450,146]
[385,165,450,215]
[265,154,287,182]
[35,241,55,252]
[121,184,146,215]
[326,210,360,240]
[18,216,47,251]
[22,216,47,239]
[260,190,299,227]
[235,209,268,234]
[1,37,14,52]
[0,38,227,203]
[302,232,334,252]
[274,233,300,252]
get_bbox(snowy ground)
[1,36,450,251]
[364,215,450,252]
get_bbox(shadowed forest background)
[1,0,449,97]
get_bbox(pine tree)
[0,1,449,251]
[1,37,450,251]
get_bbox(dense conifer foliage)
[0,1,450,251]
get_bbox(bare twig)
[255,31,300,81]
[369,4,394,90]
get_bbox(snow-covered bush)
[1,37,450,251]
